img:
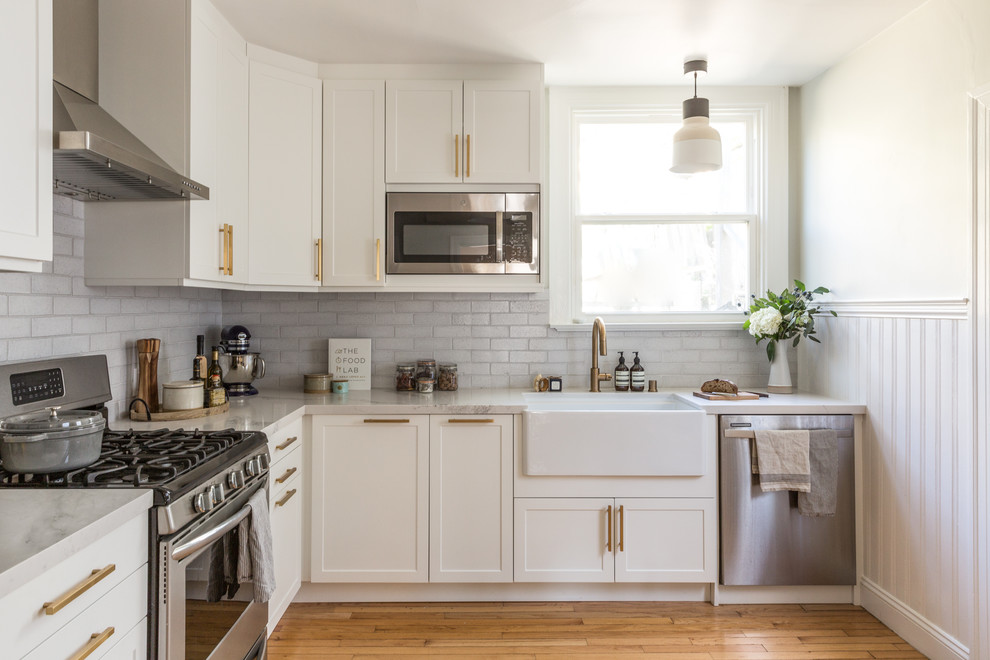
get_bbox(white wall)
[801,0,989,301]
[799,0,990,656]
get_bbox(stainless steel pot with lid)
[0,407,106,473]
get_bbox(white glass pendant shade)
[670,116,722,173]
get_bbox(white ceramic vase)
[767,342,793,394]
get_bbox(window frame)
[548,86,790,329]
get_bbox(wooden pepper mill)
[136,338,161,412]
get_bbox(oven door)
[387,193,505,274]
[160,478,269,660]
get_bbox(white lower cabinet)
[310,415,430,582]
[514,498,614,582]
[514,497,716,583]
[2,510,149,660]
[309,414,513,583]
[267,418,304,632]
[429,415,513,582]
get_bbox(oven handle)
[171,493,258,561]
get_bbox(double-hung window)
[548,87,789,327]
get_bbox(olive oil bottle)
[206,347,226,407]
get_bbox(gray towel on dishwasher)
[798,429,839,517]
[237,488,276,602]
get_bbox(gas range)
[0,354,272,660]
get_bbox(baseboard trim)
[823,299,969,319]
[861,577,969,660]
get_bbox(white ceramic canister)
[161,381,204,411]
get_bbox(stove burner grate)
[0,427,250,488]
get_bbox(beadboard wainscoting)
[799,304,974,660]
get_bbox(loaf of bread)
[700,378,738,394]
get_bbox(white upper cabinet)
[463,80,541,184]
[189,0,248,283]
[386,80,462,184]
[386,79,540,184]
[0,0,52,272]
[322,80,386,286]
[248,60,322,287]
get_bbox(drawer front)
[101,618,147,660]
[268,417,303,464]
[22,565,148,660]
[269,443,302,499]
[2,513,148,659]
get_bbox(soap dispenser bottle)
[630,352,645,392]
[614,352,630,391]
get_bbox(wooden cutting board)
[692,391,761,401]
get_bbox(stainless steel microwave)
[386,193,539,275]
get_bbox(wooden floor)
[267,601,926,659]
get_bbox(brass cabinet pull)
[276,436,298,451]
[218,225,226,273]
[605,505,612,553]
[275,489,297,507]
[363,418,410,423]
[315,238,323,281]
[68,626,115,660]
[375,238,381,281]
[43,564,116,615]
[227,225,234,276]
[454,134,459,177]
[447,418,494,424]
[275,467,297,484]
[466,134,471,177]
[618,504,625,552]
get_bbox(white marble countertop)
[0,489,153,597]
[118,386,865,433]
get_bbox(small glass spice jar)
[416,359,437,394]
[395,364,416,392]
[437,363,458,391]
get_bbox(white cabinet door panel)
[311,415,429,582]
[463,80,541,184]
[323,80,385,286]
[249,61,322,286]
[430,416,512,582]
[0,0,52,271]
[514,497,614,582]
[614,498,716,583]
[386,80,462,183]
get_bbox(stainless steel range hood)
[52,0,208,201]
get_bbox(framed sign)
[328,338,371,390]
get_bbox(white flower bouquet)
[744,280,835,362]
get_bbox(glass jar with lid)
[395,364,416,391]
[416,359,437,394]
[437,363,458,391]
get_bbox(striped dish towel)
[751,430,811,492]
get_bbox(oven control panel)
[9,368,64,406]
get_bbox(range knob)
[245,457,259,477]
[193,491,214,513]
[228,469,245,490]
[257,453,269,470]
[209,483,226,505]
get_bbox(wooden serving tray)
[129,401,229,422]
[692,391,761,401]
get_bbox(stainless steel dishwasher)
[719,414,856,585]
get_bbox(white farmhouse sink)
[521,392,706,476]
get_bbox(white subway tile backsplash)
[1,196,774,413]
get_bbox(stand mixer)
[218,325,266,396]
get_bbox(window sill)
[549,319,747,333]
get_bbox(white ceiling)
[210,0,927,86]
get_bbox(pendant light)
[670,59,722,174]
